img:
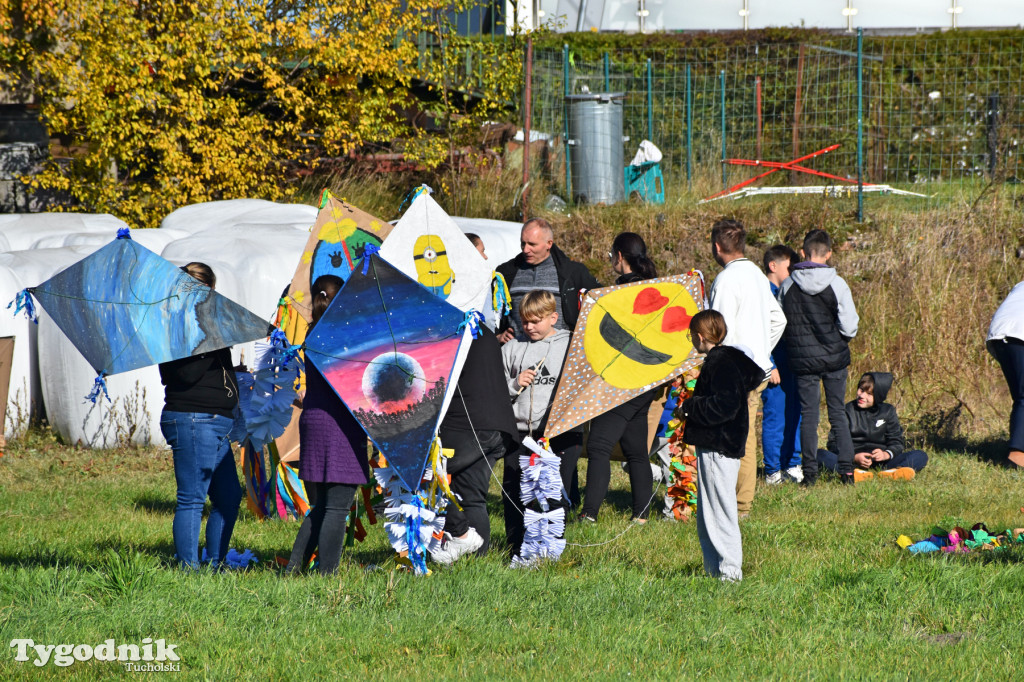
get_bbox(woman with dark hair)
[159,262,243,569]
[286,274,370,575]
[579,233,660,522]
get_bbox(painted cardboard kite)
[380,189,492,314]
[13,230,268,391]
[544,272,706,439]
[303,252,472,491]
[285,190,393,324]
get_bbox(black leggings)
[582,392,655,520]
[286,482,358,575]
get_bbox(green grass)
[1,430,1022,680]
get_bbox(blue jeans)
[161,411,242,569]
[988,338,1024,452]
[761,373,802,476]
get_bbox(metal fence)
[526,31,1024,211]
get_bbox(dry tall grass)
[317,168,1022,448]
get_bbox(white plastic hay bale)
[450,216,523,266]
[0,246,103,438]
[162,226,309,320]
[37,308,166,448]
[30,227,189,253]
[0,213,128,251]
[159,199,317,234]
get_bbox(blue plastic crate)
[623,161,665,204]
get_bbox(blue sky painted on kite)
[29,237,269,376]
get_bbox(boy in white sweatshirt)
[500,290,580,553]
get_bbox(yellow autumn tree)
[2,0,522,226]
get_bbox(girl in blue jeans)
[159,262,242,569]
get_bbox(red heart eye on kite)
[661,306,692,333]
[632,287,670,315]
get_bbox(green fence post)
[686,64,692,189]
[646,58,654,141]
[563,43,571,200]
[856,28,864,222]
[720,70,727,190]
[603,52,610,92]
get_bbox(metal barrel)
[566,92,625,205]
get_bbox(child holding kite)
[285,275,370,575]
[501,290,581,554]
[679,310,765,582]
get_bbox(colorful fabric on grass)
[898,524,1024,554]
[17,230,267,381]
[544,271,706,439]
[304,252,471,492]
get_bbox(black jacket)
[779,263,855,375]
[159,348,238,418]
[496,244,601,332]
[827,372,905,458]
[440,327,518,438]
[680,345,765,458]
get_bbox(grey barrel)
[566,92,626,205]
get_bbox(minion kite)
[413,234,454,299]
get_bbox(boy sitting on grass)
[816,372,928,481]
[679,310,765,582]
[500,290,581,555]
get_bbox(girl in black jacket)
[679,310,765,582]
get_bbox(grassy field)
[1,428,1022,680]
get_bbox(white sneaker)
[430,528,484,565]
[783,466,804,483]
[765,471,783,485]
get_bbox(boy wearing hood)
[778,229,860,486]
[817,372,928,480]
[500,290,581,554]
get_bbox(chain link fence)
[526,32,1024,211]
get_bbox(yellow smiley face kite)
[582,282,699,390]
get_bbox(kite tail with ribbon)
[360,243,380,275]
[492,271,511,317]
[396,184,434,215]
[241,439,270,521]
[116,227,132,240]
[318,188,333,209]
[511,437,567,567]
[458,310,486,340]
[373,442,450,575]
[85,372,111,404]
[8,289,38,323]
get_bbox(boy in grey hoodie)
[777,229,860,486]
[500,290,581,553]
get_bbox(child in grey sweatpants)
[679,310,766,582]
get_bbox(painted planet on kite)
[361,352,427,412]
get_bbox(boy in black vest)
[777,230,860,486]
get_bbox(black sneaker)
[800,476,817,488]
[840,472,855,486]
